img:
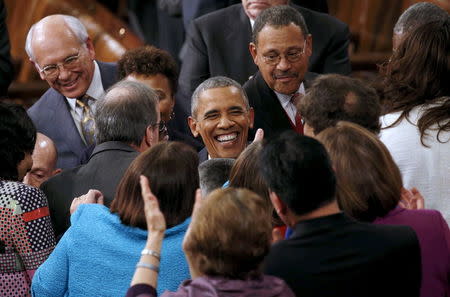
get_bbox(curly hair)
[118,45,179,94]
[379,19,450,146]
[0,102,36,180]
[299,74,381,135]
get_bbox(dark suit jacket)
[0,0,13,97]
[40,141,139,239]
[264,213,422,297]
[178,3,350,102]
[28,61,117,169]
[244,71,317,139]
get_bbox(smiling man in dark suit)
[244,5,315,137]
[178,0,349,100]
[25,15,117,169]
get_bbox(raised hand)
[140,175,166,233]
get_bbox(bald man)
[24,133,61,187]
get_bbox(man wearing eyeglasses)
[26,14,117,169]
[244,5,316,138]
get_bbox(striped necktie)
[76,95,96,146]
[290,92,304,134]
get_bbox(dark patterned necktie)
[290,92,304,134]
[76,95,96,146]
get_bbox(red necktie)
[290,92,304,134]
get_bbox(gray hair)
[25,15,89,61]
[394,2,448,35]
[94,80,159,146]
[191,76,250,117]
[198,158,235,197]
[252,5,309,45]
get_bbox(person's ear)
[305,34,313,57]
[269,191,287,216]
[52,168,62,176]
[248,107,255,129]
[85,37,96,60]
[249,42,258,64]
[188,116,199,137]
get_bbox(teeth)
[216,133,238,142]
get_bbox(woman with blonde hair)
[317,121,450,297]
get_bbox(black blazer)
[244,71,317,139]
[264,213,422,297]
[28,61,118,169]
[178,3,350,100]
[41,141,139,239]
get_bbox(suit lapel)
[50,92,86,156]
[254,72,292,134]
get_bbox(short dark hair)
[118,45,179,94]
[260,131,336,216]
[317,121,403,222]
[299,74,381,135]
[198,158,235,197]
[0,102,36,180]
[252,5,309,45]
[183,187,272,279]
[110,141,199,229]
[94,80,159,146]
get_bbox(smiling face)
[241,0,288,20]
[188,86,254,159]
[250,23,312,95]
[31,21,95,99]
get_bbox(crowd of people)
[0,1,449,296]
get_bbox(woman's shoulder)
[70,203,112,225]
[0,180,48,208]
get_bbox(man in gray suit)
[26,14,117,169]
[41,80,161,239]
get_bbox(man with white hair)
[26,14,117,169]
[392,2,448,51]
[23,133,61,187]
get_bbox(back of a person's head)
[198,158,234,197]
[229,141,271,207]
[260,131,336,216]
[183,187,272,279]
[0,102,36,181]
[394,2,449,35]
[299,74,381,135]
[381,19,450,111]
[316,121,402,222]
[94,80,159,146]
[111,141,199,229]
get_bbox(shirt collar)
[274,82,305,109]
[66,61,105,110]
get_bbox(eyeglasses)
[37,53,81,79]
[262,40,307,66]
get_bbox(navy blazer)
[244,71,318,139]
[28,62,117,169]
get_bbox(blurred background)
[2,0,450,106]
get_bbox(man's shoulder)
[194,3,243,26]
[28,88,63,113]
